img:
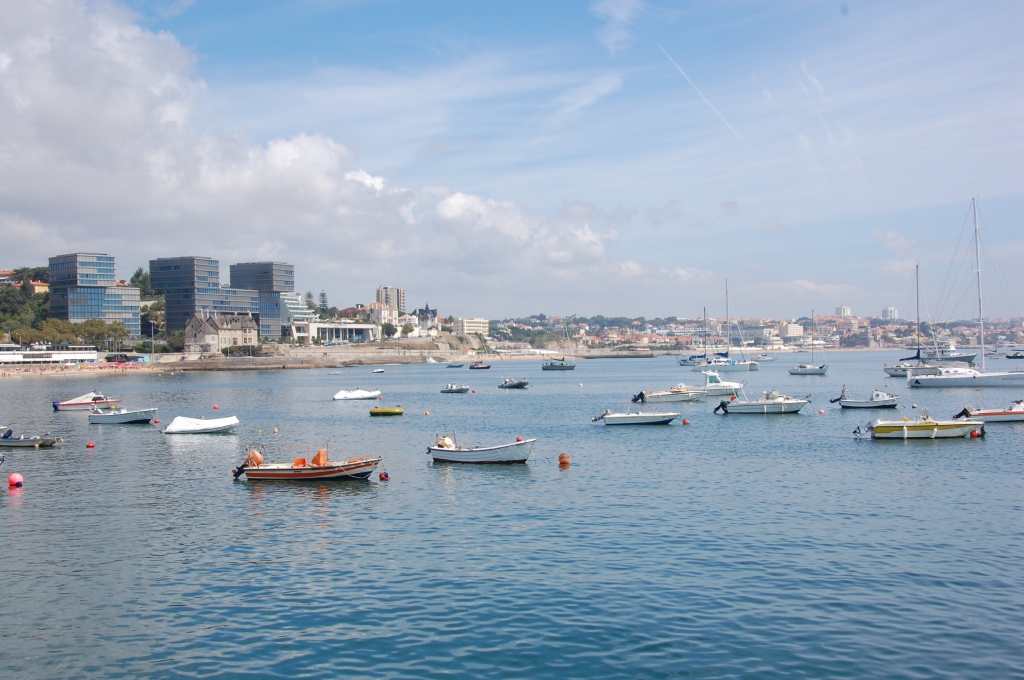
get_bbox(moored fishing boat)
[372,368,385,374]
[829,386,900,409]
[233,446,381,480]
[632,383,704,403]
[952,399,1024,422]
[592,407,679,425]
[440,383,470,393]
[427,433,536,463]
[53,391,121,411]
[713,389,809,414]
[469,361,491,370]
[0,429,61,447]
[88,407,158,424]
[446,362,466,368]
[700,371,743,397]
[498,377,529,389]
[163,415,239,434]
[332,388,381,400]
[854,409,983,439]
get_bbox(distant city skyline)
[1,1,1021,320]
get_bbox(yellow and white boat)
[856,409,983,439]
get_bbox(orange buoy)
[557,453,570,467]
[8,473,23,487]
[153,419,160,424]
[212,404,219,410]
[516,436,522,442]
[471,390,476,393]
[86,442,95,449]
[682,418,690,425]
[818,409,825,415]
[379,470,390,481]
[970,430,980,438]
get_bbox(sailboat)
[883,264,944,377]
[542,318,577,370]
[691,280,759,372]
[908,198,1024,388]
[789,310,828,375]
[678,308,710,366]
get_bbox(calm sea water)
[1,352,1021,678]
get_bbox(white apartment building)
[366,301,399,326]
[454,317,490,336]
[881,307,899,320]
[836,305,852,317]
[376,285,406,313]
[779,323,804,339]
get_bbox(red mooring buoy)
[8,473,24,487]
[86,442,95,449]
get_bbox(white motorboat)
[884,361,943,378]
[427,433,535,463]
[918,342,977,364]
[632,383,704,403]
[755,353,776,362]
[908,365,1024,388]
[0,429,61,447]
[952,399,1024,422]
[52,391,122,411]
[829,386,900,409]
[88,407,158,424]
[372,368,385,374]
[163,415,239,434]
[440,383,470,394]
[854,409,983,439]
[789,310,827,375]
[700,371,743,396]
[692,356,759,372]
[333,388,381,400]
[592,407,679,425]
[713,389,809,414]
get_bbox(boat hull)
[242,457,381,480]
[53,395,122,411]
[370,408,404,416]
[440,387,470,393]
[88,408,157,424]
[333,390,381,400]
[717,401,808,414]
[908,371,1024,387]
[789,365,828,375]
[601,412,679,425]
[541,364,575,370]
[691,361,759,372]
[0,436,59,447]
[839,400,899,409]
[642,391,703,403]
[428,439,535,463]
[866,420,982,439]
[163,416,239,434]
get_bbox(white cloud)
[589,0,645,55]
[548,73,622,127]
[870,229,915,256]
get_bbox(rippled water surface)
[1,352,1021,678]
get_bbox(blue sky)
[1,1,1021,319]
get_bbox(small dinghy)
[163,415,239,434]
[53,391,121,411]
[855,408,984,439]
[370,405,404,416]
[829,386,900,409]
[498,377,529,389]
[446,362,466,368]
[633,383,704,403]
[952,399,1024,422]
[428,433,535,463]
[593,407,679,425]
[333,388,381,400]
[372,368,385,374]
[0,429,61,447]
[440,383,470,393]
[88,407,158,424]
[233,446,381,481]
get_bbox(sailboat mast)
[810,309,815,363]
[974,197,985,371]
[915,264,920,356]
[725,278,730,354]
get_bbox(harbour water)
[1,352,1021,678]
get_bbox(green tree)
[74,318,111,346]
[130,267,152,297]
[167,330,185,351]
[319,290,328,311]
[401,323,415,337]
[38,319,76,343]
[10,327,43,345]
[381,322,397,339]
[108,321,129,349]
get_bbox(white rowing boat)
[427,434,535,463]
[163,415,239,434]
[88,407,158,424]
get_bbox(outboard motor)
[951,407,971,420]
[829,394,843,404]
[632,392,645,404]
[232,462,247,479]
[3,428,12,439]
[713,400,729,414]
[52,400,60,411]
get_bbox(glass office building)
[150,257,259,333]
[229,262,295,338]
[48,253,141,336]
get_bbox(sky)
[0,0,1021,321]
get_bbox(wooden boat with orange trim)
[233,446,381,481]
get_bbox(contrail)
[659,45,773,175]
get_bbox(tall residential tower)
[149,257,259,333]
[48,253,140,336]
